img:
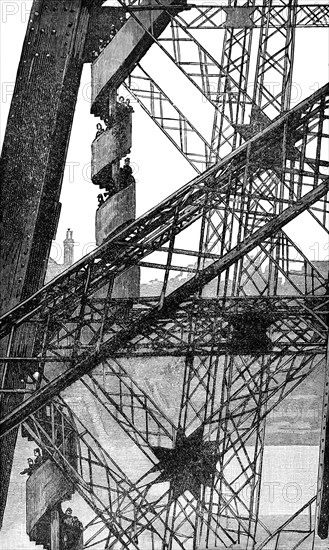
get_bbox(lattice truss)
[0,1,329,549]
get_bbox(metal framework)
[0,1,329,549]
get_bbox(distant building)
[45,228,75,284]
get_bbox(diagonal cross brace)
[1,81,328,339]
[0,178,328,438]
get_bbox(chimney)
[63,228,74,267]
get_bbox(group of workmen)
[20,449,83,549]
[94,96,134,140]
[20,447,44,476]
[62,507,83,550]
[97,157,135,207]
[92,16,127,59]
[94,93,135,206]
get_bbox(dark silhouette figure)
[62,507,83,550]
[125,98,134,113]
[94,123,104,140]
[20,458,35,477]
[97,194,105,207]
[117,96,125,111]
[33,448,43,468]
[119,158,135,189]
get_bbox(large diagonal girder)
[0,82,327,410]
[1,83,328,336]
[0,83,325,550]
[4,195,326,434]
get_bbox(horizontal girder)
[0,296,327,360]
[172,3,329,29]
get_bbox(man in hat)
[119,157,135,189]
[20,458,35,477]
[33,447,43,469]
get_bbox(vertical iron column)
[317,341,329,539]
[0,0,92,527]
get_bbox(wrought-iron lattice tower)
[0,1,328,549]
